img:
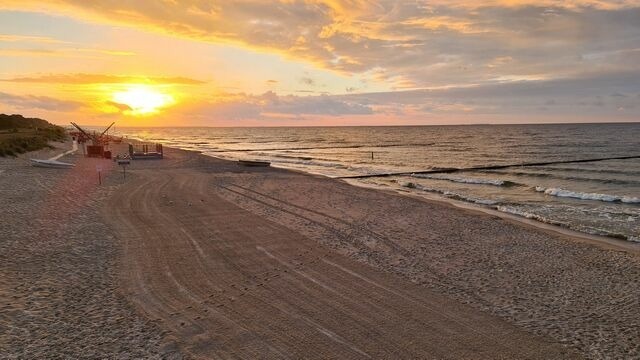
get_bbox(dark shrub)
[0,114,67,157]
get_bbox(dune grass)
[0,114,66,157]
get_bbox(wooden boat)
[238,160,271,167]
[31,159,74,168]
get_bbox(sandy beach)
[0,141,171,359]
[2,143,639,359]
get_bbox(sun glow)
[112,85,174,115]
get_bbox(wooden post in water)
[371,151,374,160]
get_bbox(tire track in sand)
[105,168,578,359]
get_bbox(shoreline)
[345,177,640,254]
[15,137,640,251]
[201,151,640,254]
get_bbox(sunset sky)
[1,1,639,126]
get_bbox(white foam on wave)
[535,186,640,204]
[412,173,507,186]
[265,157,350,170]
[496,205,640,241]
[573,225,632,240]
[400,182,498,205]
[496,205,560,224]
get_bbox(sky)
[0,1,639,127]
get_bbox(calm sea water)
[115,124,640,242]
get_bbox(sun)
[112,85,174,115]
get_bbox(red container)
[86,145,104,158]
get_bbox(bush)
[0,136,53,156]
[0,114,67,157]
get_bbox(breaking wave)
[411,173,514,186]
[400,181,498,205]
[496,206,565,226]
[267,158,350,170]
[535,187,640,204]
[496,206,639,241]
[482,169,640,186]
[533,166,640,176]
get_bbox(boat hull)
[31,159,74,168]
[238,160,270,167]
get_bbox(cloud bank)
[0,91,82,112]
[1,1,639,124]
[5,1,639,87]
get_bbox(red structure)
[86,145,104,158]
[69,122,121,158]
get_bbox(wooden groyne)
[208,143,434,153]
[337,155,640,179]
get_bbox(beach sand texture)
[217,168,640,359]
[0,142,171,359]
[104,149,576,359]
[2,144,638,358]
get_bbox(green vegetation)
[0,114,67,157]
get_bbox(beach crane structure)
[70,121,115,145]
[70,121,119,158]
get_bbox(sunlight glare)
[112,85,174,115]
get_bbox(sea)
[114,123,640,242]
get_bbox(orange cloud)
[0,47,134,58]
[2,0,640,126]
[422,0,640,10]
[1,73,205,85]
[0,34,69,43]
[4,0,637,83]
